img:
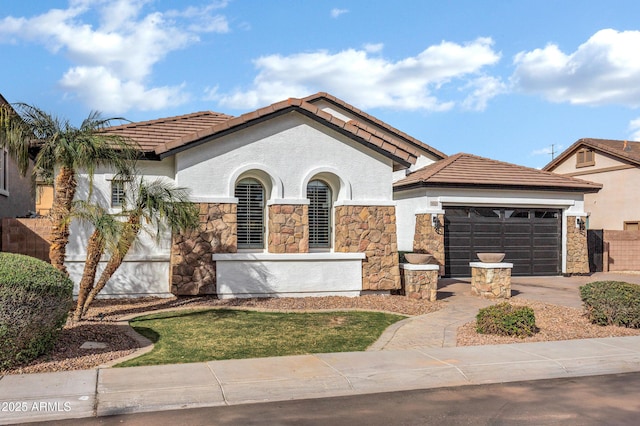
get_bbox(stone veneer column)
[268,204,309,253]
[413,213,445,275]
[566,216,589,274]
[334,205,400,291]
[171,203,237,295]
[470,262,513,299]
[399,264,439,301]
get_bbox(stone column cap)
[400,263,440,271]
[469,262,514,269]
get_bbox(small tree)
[0,104,138,275]
[71,201,124,321]
[77,178,199,318]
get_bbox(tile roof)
[106,95,428,167]
[394,152,602,192]
[103,111,234,152]
[303,92,447,160]
[544,138,640,171]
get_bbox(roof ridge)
[303,92,447,160]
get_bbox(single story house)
[65,93,601,298]
[543,138,640,231]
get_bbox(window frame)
[576,148,595,168]
[110,179,126,208]
[307,179,332,250]
[0,148,8,196]
[624,221,640,231]
[235,178,266,250]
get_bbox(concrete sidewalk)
[2,336,640,424]
[2,273,640,424]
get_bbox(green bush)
[580,281,640,328]
[476,302,538,337]
[0,253,73,370]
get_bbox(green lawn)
[117,308,405,367]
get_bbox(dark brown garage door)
[444,207,561,277]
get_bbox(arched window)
[307,180,332,248]
[235,178,265,249]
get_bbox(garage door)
[444,207,561,277]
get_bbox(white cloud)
[331,8,349,18]
[513,29,640,107]
[629,118,640,141]
[363,43,384,53]
[213,38,502,111]
[461,75,506,111]
[0,0,229,113]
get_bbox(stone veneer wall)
[413,213,445,274]
[400,267,438,301]
[470,266,512,299]
[334,205,400,291]
[268,204,308,253]
[171,203,237,295]
[566,216,589,274]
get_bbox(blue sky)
[2,0,640,168]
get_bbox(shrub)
[476,302,538,337]
[0,253,73,370]
[580,281,640,328]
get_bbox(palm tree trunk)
[81,216,140,316]
[49,166,76,275]
[73,229,105,321]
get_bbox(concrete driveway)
[438,272,640,308]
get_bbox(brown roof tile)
[303,92,447,160]
[395,153,602,192]
[544,138,640,170]
[103,111,233,153]
[103,94,430,167]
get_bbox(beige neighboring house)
[544,138,640,231]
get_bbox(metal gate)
[587,229,604,272]
[444,207,562,277]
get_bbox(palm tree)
[0,103,138,275]
[70,201,124,321]
[78,178,199,318]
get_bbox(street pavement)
[1,273,640,424]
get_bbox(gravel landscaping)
[457,298,640,346]
[3,293,639,375]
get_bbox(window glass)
[0,149,7,193]
[235,178,265,249]
[307,180,331,248]
[111,180,125,207]
[470,207,501,218]
[534,210,559,219]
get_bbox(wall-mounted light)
[576,217,586,231]
[432,214,443,233]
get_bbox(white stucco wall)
[65,158,177,297]
[175,112,394,203]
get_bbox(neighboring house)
[65,93,600,298]
[543,138,640,231]
[0,93,35,218]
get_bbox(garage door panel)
[445,207,560,277]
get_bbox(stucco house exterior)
[0,93,35,219]
[543,138,640,231]
[64,93,600,298]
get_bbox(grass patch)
[118,308,405,367]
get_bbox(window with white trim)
[0,149,8,195]
[235,178,265,249]
[307,180,332,248]
[111,180,126,208]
